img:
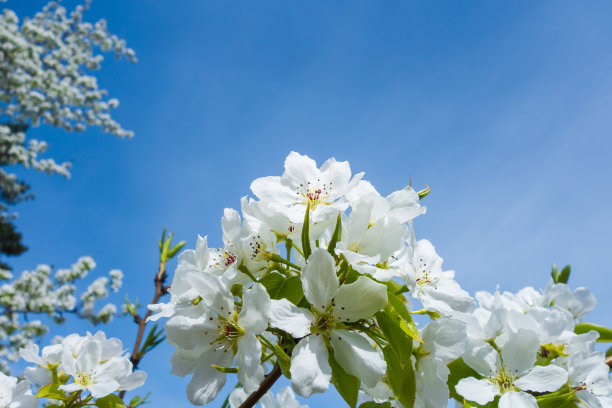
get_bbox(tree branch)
[119,260,167,400]
[238,365,282,408]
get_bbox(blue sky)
[6,0,612,406]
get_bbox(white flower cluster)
[0,0,135,226]
[0,371,36,408]
[0,0,136,136]
[150,152,611,408]
[20,331,146,399]
[0,256,123,374]
[229,386,308,408]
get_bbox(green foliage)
[128,393,150,408]
[574,322,612,342]
[386,293,422,343]
[446,358,481,402]
[329,350,360,408]
[381,345,415,408]
[275,344,292,379]
[138,323,166,359]
[95,394,126,408]
[302,203,312,259]
[551,264,571,284]
[327,213,342,258]
[375,306,413,367]
[358,402,391,408]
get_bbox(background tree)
[0,0,136,271]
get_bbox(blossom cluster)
[0,330,146,408]
[0,256,123,374]
[151,151,612,408]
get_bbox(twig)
[238,365,282,408]
[118,260,168,400]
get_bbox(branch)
[606,355,612,369]
[118,260,167,400]
[238,365,282,408]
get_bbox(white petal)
[301,249,339,313]
[19,344,43,366]
[251,176,296,203]
[186,350,233,405]
[238,283,270,334]
[188,271,234,317]
[119,371,147,391]
[501,329,539,375]
[282,152,320,187]
[269,299,314,338]
[499,391,538,408]
[237,334,265,393]
[89,379,121,398]
[59,383,85,393]
[334,276,388,322]
[330,329,386,387]
[229,388,249,408]
[515,365,567,393]
[455,377,499,405]
[290,335,332,397]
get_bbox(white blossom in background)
[0,371,36,408]
[0,257,123,373]
[0,0,136,262]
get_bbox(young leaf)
[558,265,571,284]
[536,391,579,408]
[327,212,342,257]
[446,358,481,402]
[35,383,65,400]
[381,345,415,408]
[358,402,391,408]
[574,322,612,342]
[329,350,360,408]
[387,294,423,343]
[95,394,126,408]
[375,308,413,367]
[275,344,292,379]
[302,202,312,259]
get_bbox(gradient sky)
[6,1,612,406]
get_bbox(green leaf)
[212,364,239,373]
[275,345,292,379]
[36,383,65,400]
[327,213,342,257]
[382,345,415,408]
[95,394,126,408]
[358,402,391,408]
[606,345,612,357]
[167,240,187,259]
[128,393,150,408]
[375,307,413,367]
[387,294,422,343]
[301,203,312,259]
[276,276,304,305]
[558,265,571,284]
[260,272,285,294]
[329,350,360,408]
[574,322,612,342]
[551,264,570,284]
[536,391,579,408]
[446,358,482,402]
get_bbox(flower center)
[296,180,332,210]
[247,234,269,262]
[415,258,438,291]
[76,371,93,387]
[492,367,518,393]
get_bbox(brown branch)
[119,260,168,400]
[238,365,282,408]
[606,355,612,369]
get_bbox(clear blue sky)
[6,0,612,406]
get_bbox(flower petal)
[290,335,332,397]
[188,271,234,317]
[499,391,538,408]
[269,299,314,338]
[237,334,266,393]
[238,283,270,334]
[330,329,386,387]
[301,249,338,313]
[186,349,233,405]
[334,276,387,322]
[515,365,567,393]
[501,329,539,375]
[455,377,499,405]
